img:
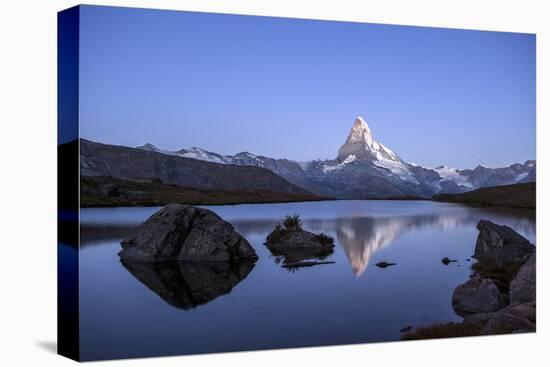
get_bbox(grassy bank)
[80,176,331,207]
[432,182,535,210]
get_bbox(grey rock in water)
[266,230,334,252]
[119,204,258,262]
[480,302,536,335]
[474,220,534,274]
[265,227,335,266]
[452,276,507,316]
[441,257,457,265]
[462,301,535,334]
[503,301,536,324]
[463,312,494,326]
[509,252,536,305]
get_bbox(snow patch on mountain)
[511,171,530,184]
[179,147,229,164]
[373,158,418,184]
[342,154,357,165]
[136,143,174,156]
[434,166,473,188]
[322,154,357,173]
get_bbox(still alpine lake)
[77,200,535,360]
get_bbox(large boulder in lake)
[119,204,258,262]
[473,220,534,275]
[452,276,507,317]
[509,252,536,305]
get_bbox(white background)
[0,0,547,366]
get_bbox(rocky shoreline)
[404,220,535,339]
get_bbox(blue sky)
[79,5,535,168]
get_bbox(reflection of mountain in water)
[335,215,469,276]
[336,218,404,277]
[121,260,255,310]
[309,209,535,277]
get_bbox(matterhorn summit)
[337,117,405,165]
[346,116,373,145]
[338,116,373,160]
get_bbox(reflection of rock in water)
[269,247,334,265]
[121,260,255,310]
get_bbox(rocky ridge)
[134,116,535,199]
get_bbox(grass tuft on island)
[432,182,535,210]
[81,176,331,207]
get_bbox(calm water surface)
[77,200,535,360]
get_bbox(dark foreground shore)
[403,220,536,340]
[80,176,330,207]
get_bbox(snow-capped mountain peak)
[333,116,418,183]
[338,116,399,162]
[347,116,373,145]
[133,115,535,199]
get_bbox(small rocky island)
[119,203,258,262]
[404,220,535,339]
[265,214,335,268]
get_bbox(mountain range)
[80,139,311,196]
[131,116,535,199]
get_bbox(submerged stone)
[375,261,397,269]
